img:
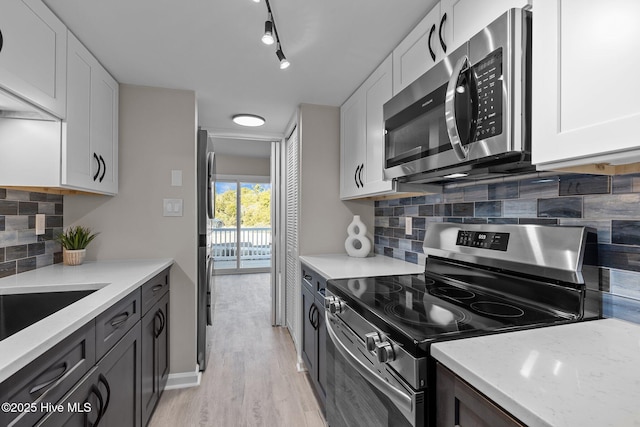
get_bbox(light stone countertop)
[299,253,424,279]
[431,318,640,427]
[0,259,173,383]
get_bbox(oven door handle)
[445,55,471,161]
[325,312,416,425]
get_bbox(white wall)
[64,84,198,378]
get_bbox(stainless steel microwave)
[383,8,533,184]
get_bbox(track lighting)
[254,0,290,69]
[261,15,275,45]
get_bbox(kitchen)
[1,0,640,426]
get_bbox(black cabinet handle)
[97,374,111,419]
[99,155,106,182]
[0,29,3,53]
[87,384,104,427]
[354,165,361,188]
[29,362,68,395]
[310,304,319,330]
[152,284,164,293]
[155,308,166,338]
[109,312,130,328]
[303,274,312,282]
[308,303,314,327]
[93,153,101,181]
[358,163,364,188]
[428,24,436,61]
[439,13,447,53]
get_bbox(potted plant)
[55,226,99,266]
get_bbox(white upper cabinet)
[440,0,529,54]
[0,0,67,118]
[341,55,394,200]
[63,32,118,195]
[392,0,528,96]
[392,5,444,96]
[532,0,640,171]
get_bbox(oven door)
[325,312,425,427]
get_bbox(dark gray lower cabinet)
[39,323,142,427]
[0,267,171,427]
[141,291,170,426]
[300,264,326,411]
[0,323,96,427]
[436,363,525,427]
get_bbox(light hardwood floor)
[149,273,325,427]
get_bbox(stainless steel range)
[324,223,600,427]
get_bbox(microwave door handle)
[445,55,470,161]
[326,312,416,425]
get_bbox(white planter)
[63,249,86,266]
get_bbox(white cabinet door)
[341,56,394,200]
[90,65,118,194]
[392,5,443,96]
[340,89,366,199]
[532,0,640,169]
[363,55,393,195]
[64,33,93,190]
[63,32,118,195]
[0,0,67,118]
[440,0,528,53]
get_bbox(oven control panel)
[456,230,509,251]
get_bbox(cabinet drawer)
[95,289,140,360]
[141,269,170,316]
[0,322,95,427]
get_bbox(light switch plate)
[171,170,183,187]
[163,199,183,217]
[35,214,45,235]
[406,217,412,235]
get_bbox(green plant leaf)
[55,226,99,250]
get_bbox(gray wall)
[214,153,270,177]
[64,84,198,376]
[297,104,373,255]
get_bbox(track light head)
[276,48,290,69]
[262,17,275,45]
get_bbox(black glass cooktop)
[327,273,584,354]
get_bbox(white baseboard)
[165,369,202,390]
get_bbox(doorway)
[212,175,271,273]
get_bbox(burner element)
[470,301,525,318]
[385,302,468,327]
[430,286,476,301]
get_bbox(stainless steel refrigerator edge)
[197,128,215,371]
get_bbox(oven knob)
[365,332,382,352]
[375,341,396,363]
[325,296,346,314]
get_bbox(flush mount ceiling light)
[254,0,290,69]
[232,114,266,127]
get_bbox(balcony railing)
[211,227,272,262]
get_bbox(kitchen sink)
[0,290,96,342]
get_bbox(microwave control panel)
[456,230,509,251]
[473,48,503,142]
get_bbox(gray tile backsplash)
[0,188,63,278]
[374,172,640,318]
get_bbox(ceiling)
[43,0,436,156]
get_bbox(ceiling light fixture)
[232,114,266,127]
[255,0,290,69]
